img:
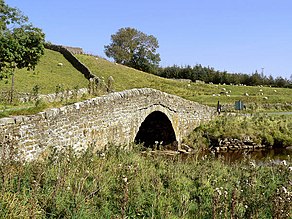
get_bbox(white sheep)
[58,62,63,66]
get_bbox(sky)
[5,0,292,79]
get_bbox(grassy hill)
[76,54,292,108]
[0,49,292,117]
[0,49,89,94]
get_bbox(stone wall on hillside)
[45,43,95,80]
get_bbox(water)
[266,111,292,116]
[211,147,292,163]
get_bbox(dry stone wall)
[0,88,215,160]
[44,43,95,80]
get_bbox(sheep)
[57,62,63,66]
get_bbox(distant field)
[0,50,291,117]
[0,49,89,94]
[76,54,292,109]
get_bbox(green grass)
[1,50,292,118]
[77,54,292,108]
[0,49,89,94]
[0,145,290,218]
[185,114,292,149]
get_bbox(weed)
[0,145,290,218]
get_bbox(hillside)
[76,54,292,108]
[1,48,292,111]
[0,49,89,94]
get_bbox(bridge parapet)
[0,88,215,160]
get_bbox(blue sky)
[5,0,292,79]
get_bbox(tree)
[104,27,160,73]
[0,0,45,102]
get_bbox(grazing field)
[0,49,89,94]
[77,54,292,109]
[0,49,292,118]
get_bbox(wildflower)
[215,187,222,196]
[249,161,256,168]
[100,153,106,159]
[282,160,287,166]
[282,186,287,194]
[122,176,128,183]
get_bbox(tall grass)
[0,145,290,218]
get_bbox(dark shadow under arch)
[134,111,177,147]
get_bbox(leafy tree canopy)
[0,0,45,78]
[104,27,160,73]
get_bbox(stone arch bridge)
[0,88,214,160]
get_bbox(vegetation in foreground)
[0,144,291,218]
[186,114,292,150]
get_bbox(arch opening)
[134,111,177,148]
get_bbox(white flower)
[282,186,287,194]
[249,161,256,168]
[281,160,287,166]
[122,176,128,183]
[215,188,222,196]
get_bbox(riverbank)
[185,114,292,152]
[0,145,291,218]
